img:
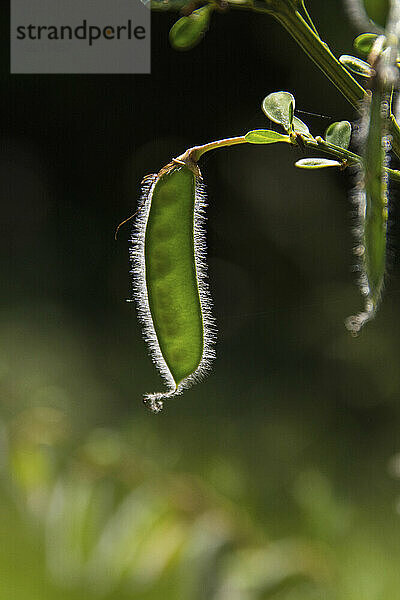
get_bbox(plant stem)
[274,6,365,108]
[310,136,360,163]
[175,132,400,182]
[152,0,400,156]
[176,136,247,163]
[201,0,400,161]
[267,4,400,160]
[299,0,319,37]
[296,135,400,182]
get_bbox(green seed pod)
[346,85,389,334]
[131,161,215,412]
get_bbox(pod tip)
[143,394,165,414]
[345,299,376,335]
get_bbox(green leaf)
[354,33,379,56]
[169,5,212,51]
[325,121,352,150]
[363,0,389,28]
[262,92,295,132]
[339,55,374,78]
[295,158,341,170]
[292,116,310,136]
[245,130,291,144]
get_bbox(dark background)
[2,2,400,598]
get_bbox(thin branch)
[151,0,400,161]
[173,132,400,182]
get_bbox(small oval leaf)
[354,33,379,56]
[363,0,389,28]
[169,5,212,51]
[295,158,341,170]
[245,130,291,144]
[262,91,295,132]
[339,55,374,77]
[325,121,352,149]
[292,116,310,136]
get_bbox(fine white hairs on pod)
[346,68,390,334]
[130,162,216,412]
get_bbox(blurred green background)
[3,1,400,598]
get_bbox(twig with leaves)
[130,0,400,409]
